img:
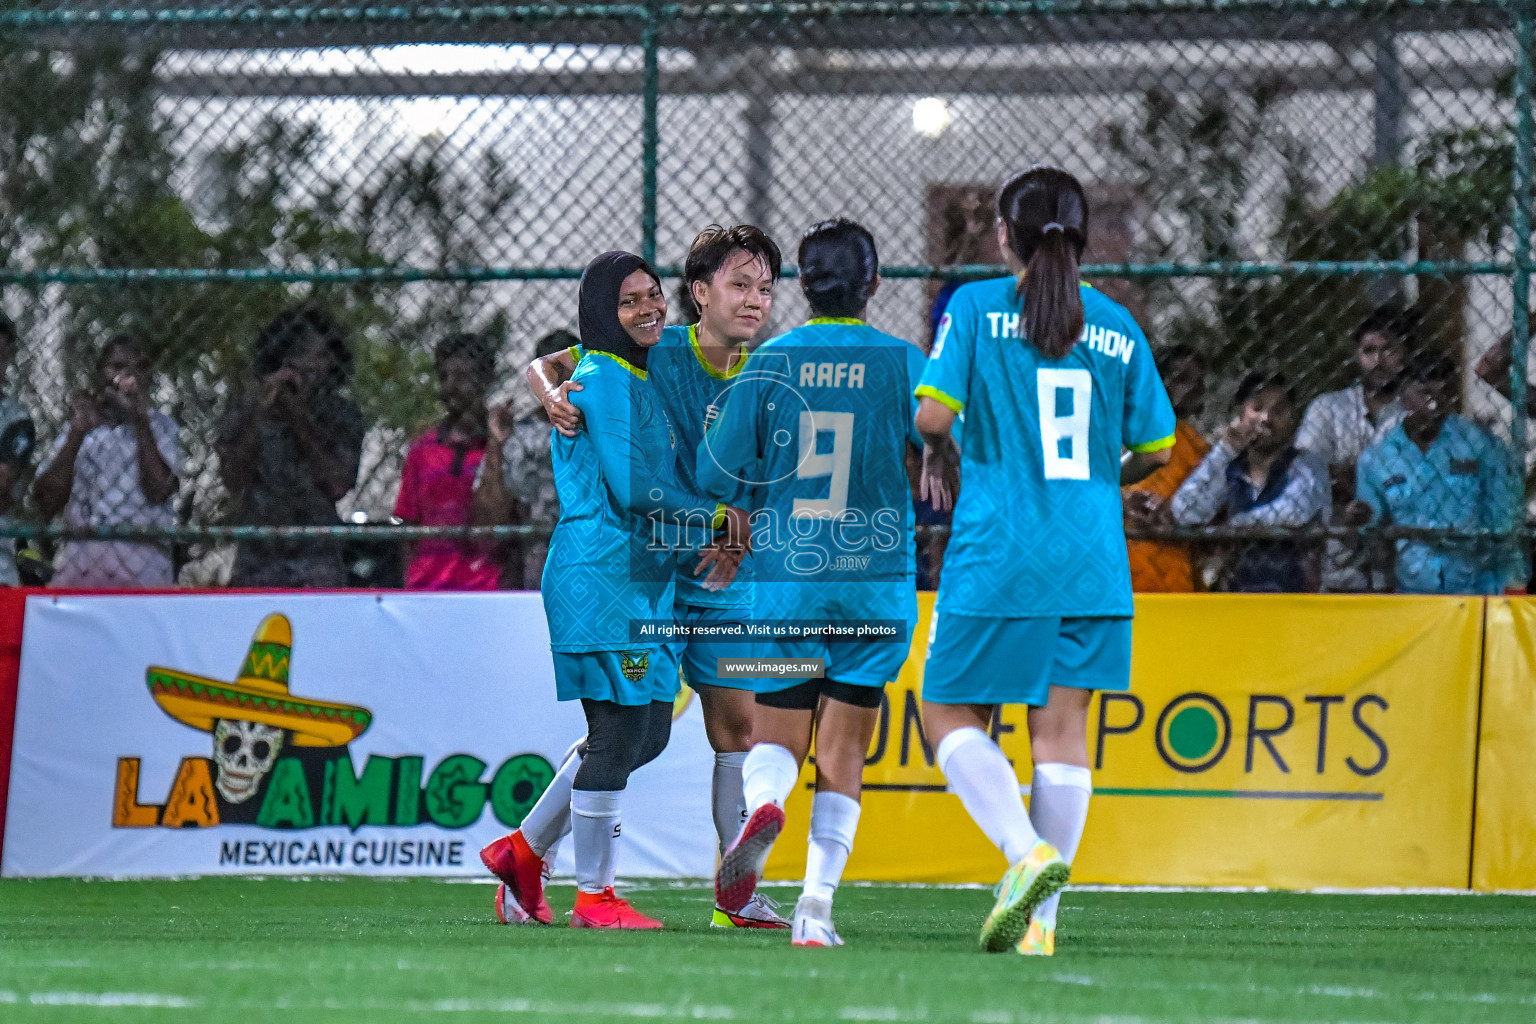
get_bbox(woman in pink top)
[394,332,502,590]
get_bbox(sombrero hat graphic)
[146,613,371,747]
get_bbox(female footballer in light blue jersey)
[504,227,792,931]
[492,251,749,932]
[914,167,1177,956]
[701,219,927,948]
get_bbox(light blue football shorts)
[753,580,918,695]
[921,612,1133,707]
[673,601,757,692]
[552,644,680,706]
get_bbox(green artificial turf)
[0,878,1533,1022]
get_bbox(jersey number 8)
[1038,368,1092,481]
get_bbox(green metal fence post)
[640,0,660,265]
[1512,1,1533,575]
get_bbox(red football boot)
[715,802,785,914]
[570,888,663,930]
[480,831,553,925]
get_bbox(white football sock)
[742,743,799,815]
[936,726,1039,865]
[1029,762,1092,929]
[803,791,860,903]
[712,751,749,857]
[521,740,582,858]
[571,789,622,894]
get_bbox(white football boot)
[791,895,843,947]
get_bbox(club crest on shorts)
[621,653,649,682]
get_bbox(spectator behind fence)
[394,332,499,590]
[1475,327,1536,420]
[1296,306,1409,591]
[33,334,181,587]
[1123,345,1211,591]
[0,315,36,586]
[1347,353,1517,595]
[1171,372,1328,592]
[218,304,364,588]
[474,329,575,590]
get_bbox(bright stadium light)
[397,97,466,140]
[912,97,953,139]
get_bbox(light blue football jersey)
[647,324,755,610]
[917,278,1176,618]
[698,318,926,591]
[573,326,753,610]
[543,351,720,653]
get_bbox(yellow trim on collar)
[915,384,964,414]
[806,317,866,327]
[1128,433,1177,454]
[689,323,747,380]
[589,350,647,380]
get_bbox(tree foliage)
[0,41,519,533]
[1103,85,1514,403]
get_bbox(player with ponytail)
[1002,165,1088,359]
[701,217,926,948]
[913,167,1178,956]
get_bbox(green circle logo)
[1155,694,1231,773]
[488,753,556,828]
[1168,706,1219,760]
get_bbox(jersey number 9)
[793,410,854,518]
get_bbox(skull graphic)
[212,718,284,804]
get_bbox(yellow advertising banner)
[1472,598,1536,892]
[766,594,1484,889]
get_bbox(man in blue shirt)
[1348,352,1518,594]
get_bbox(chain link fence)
[0,0,1528,591]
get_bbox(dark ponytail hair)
[998,166,1089,359]
[798,218,879,319]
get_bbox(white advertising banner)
[2,593,720,878]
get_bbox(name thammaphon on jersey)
[953,309,1139,364]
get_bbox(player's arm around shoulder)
[527,343,583,437]
[566,359,634,454]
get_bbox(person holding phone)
[1170,372,1329,592]
[217,304,364,587]
[0,314,37,586]
[33,334,181,587]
